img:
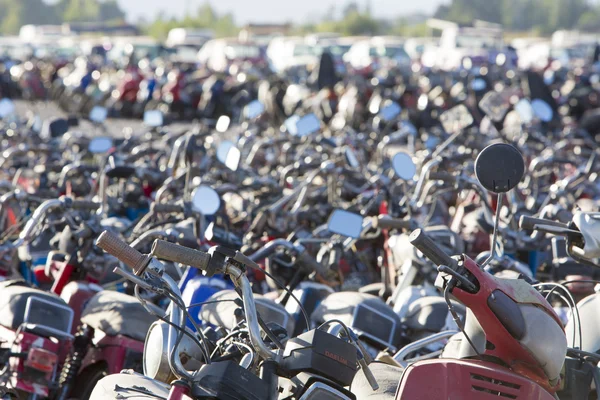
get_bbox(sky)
[118,0,446,24]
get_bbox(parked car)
[266,36,319,74]
[345,36,411,73]
[198,39,263,72]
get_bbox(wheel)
[67,363,107,400]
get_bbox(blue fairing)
[179,267,233,330]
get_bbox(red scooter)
[0,196,157,400]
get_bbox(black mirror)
[475,143,524,193]
[105,165,136,179]
[67,116,79,127]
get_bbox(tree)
[62,0,100,22]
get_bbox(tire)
[68,363,107,400]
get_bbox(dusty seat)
[0,284,68,330]
[80,290,159,342]
[350,362,402,400]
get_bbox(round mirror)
[531,99,553,122]
[88,137,113,154]
[0,99,15,118]
[392,152,417,181]
[471,78,487,91]
[144,110,164,127]
[286,113,321,137]
[378,102,401,122]
[513,99,534,124]
[244,100,265,120]
[345,148,360,169]
[89,106,108,123]
[475,143,524,193]
[191,185,221,215]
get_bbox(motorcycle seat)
[350,362,401,399]
[80,290,159,342]
[0,285,69,331]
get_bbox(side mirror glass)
[327,209,364,239]
[216,116,230,133]
[0,99,15,118]
[514,99,533,123]
[470,78,487,91]
[475,143,524,193]
[191,185,221,215]
[88,137,113,154]
[144,110,164,127]
[345,148,360,169]
[478,91,509,122]
[216,141,240,171]
[440,104,473,133]
[89,106,108,123]
[378,102,401,122]
[391,152,417,181]
[286,113,321,137]
[531,99,553,122]
[243,100,265,120]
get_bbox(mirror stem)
[480,192,503,268]
[431,129,461,160]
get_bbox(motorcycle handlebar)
[427,172,455,182]
[409,228,458,269]
[96,230,149,274]
[71,200,100,210]
[371,215,412,230]
[151,239,210,271]
[152,203,183,213]
[519,215,569,231]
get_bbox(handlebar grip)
[519,215,569,230]
[297,251,335,280]
[96,230,147,272]
[374,215,412,230]
[152,203,183,213]
[427,172,455,182]
[409,229,457,268]
[151,239,210,271]
[71,200,100,210]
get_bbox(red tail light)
[25,348,57,373]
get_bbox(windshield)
[225,44,260,59]
[370,45,409,59]
[456,35,501,49]
[292,44,315,57]
[324,44,352,57]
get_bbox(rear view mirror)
[88,137,113,154]
[478,91,509,122]
[89,106,108,123]
[440,104,473,133]
[514,99,533,123]
[191,185,221,215]
[345,148,360,169]
[286,113,321,137]
[378,102,401,122]
[144,110,164,127]
[244,100,265,120]
[216,141,240,171]
[531,99,553,122]
[470,78,487,91]
[327,209,364,239]
[475,143,524,193]
[391,152,416,181]
[0,99,15,118]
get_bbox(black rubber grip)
[409,229,457,268]
[152,203,183,213]
[427,172,455,182]
[519,215,569,230]
[96,230,147,272]
[71,200,100,210]
[375,215,412,230]
[151,239,210,271]
[297,251,334,280]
